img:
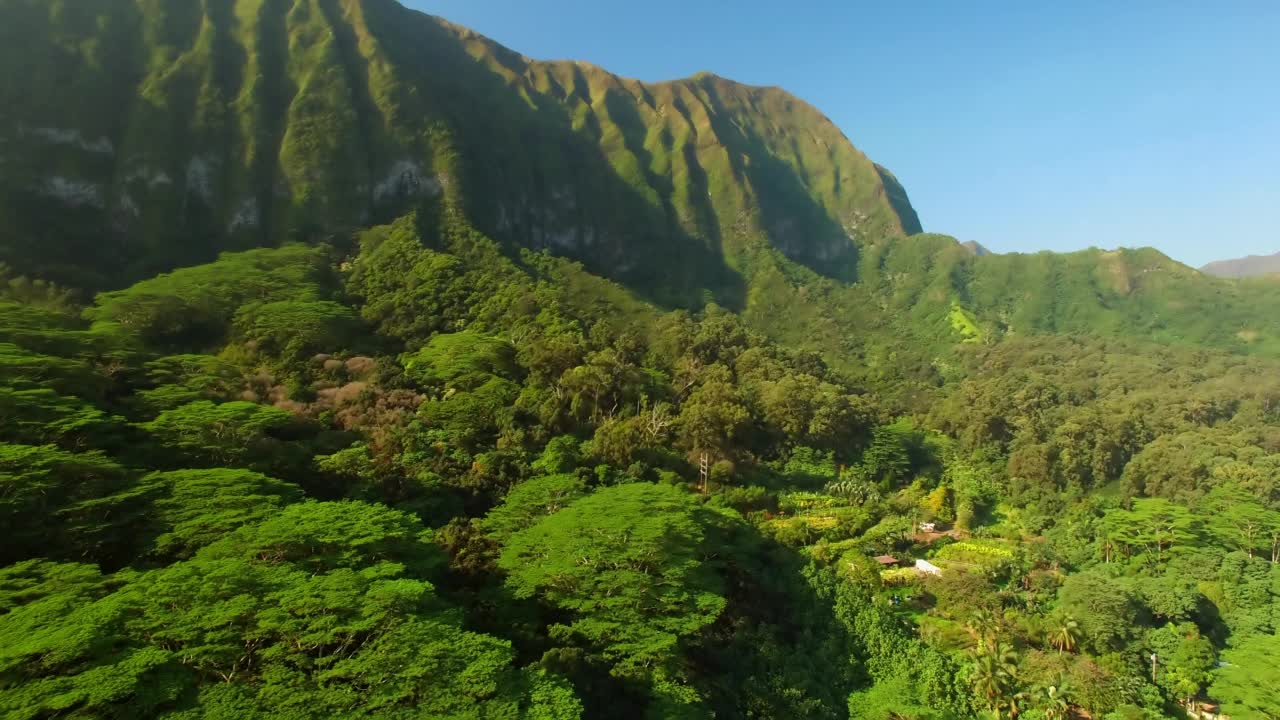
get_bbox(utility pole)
[1151,653,1158,684]
[699,452,709,495]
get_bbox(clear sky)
[408,1,1279,268]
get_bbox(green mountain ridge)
[3,0,1280,364]
[0,0,917,299]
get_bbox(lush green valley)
[2,1,1280,719]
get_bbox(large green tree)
[0,444,145,565]
[1057,572,1140,653]
[140,401,296,468]
[1210,633,1280,719]
[499,483,728,706]
[0,502,582,719]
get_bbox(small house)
[873,555,900,568]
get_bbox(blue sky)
[409,1,1279,267]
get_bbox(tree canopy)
[1,208,1279,718]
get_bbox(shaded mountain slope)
[0,0,918,298]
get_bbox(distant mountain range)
[1200,251,1280,278]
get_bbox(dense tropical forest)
[5,205,1279,719]
[2,1,1280,718]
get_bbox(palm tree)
[971,640,1021,716]
[993,642,1019,679]
[971,651,1005,711]
[1000,689,1029,719]
[1037,682,1070,720]
[967,608,1001,652]
[1048,612,1080,654]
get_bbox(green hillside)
[5,0,1280,363]
[854,235,1280,355]
[0,0,915,299]
[3,204,1278,719]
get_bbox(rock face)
[1200,252,1280,279]
[0,0,920,290]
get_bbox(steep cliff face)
[0,0,920,293]
[11,0,1279,359]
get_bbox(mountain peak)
[1200,251,1280,278]
[0,0,921,293]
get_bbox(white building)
[915,559,942,576]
